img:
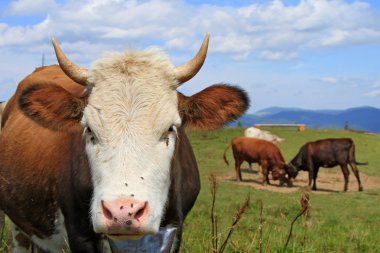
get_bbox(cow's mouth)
[107,234,145,240]
[106,227,156,241]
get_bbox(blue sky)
[0,0,380,113]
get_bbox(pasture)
[181,127,380,252]
[1,127,380,252]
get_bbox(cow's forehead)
[88,48,177,87]
[83,48,180,136]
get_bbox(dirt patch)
[218,166,380,194]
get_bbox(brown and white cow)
[287,138,366,191]
[0,34,249,252]
[223,137,288,185]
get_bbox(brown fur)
[178,84,249,130]
[0,66,91,251]
[0,101,7,130]
[223,137,287,185]
[0,102,6,236]
[0,111,69,238]
[2,65,85,126]
[19,83,86,133]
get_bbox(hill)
[236,106,380,133]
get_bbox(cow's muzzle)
[98,198,150,238]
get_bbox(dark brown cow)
[0,35,249,253]
[288,138,366,191]
[223,137,288,185]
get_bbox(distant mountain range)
[235,106,380,134]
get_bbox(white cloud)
[319,30,350,47]
[365,89,380,97]
[237,0,380,51]
[211,34,252,54]
[373,80,380,87]
[317,76,374,88]
[6,0,57,16]
[166,37,188,51]
[259,50,297,61]
[0,0,379,59]
[321,77,338,84]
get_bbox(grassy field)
[1,128,379,252]
[180,127,380,253]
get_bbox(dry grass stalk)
[285,191,311,247]
[300,192,311,250]
[208,174,250,253]
[300,192,310,213]
[258,200,264,253]
[218,193,250,253]
[209,174,219,253]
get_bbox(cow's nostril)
[135,202,147,221]
[101,200,113,220]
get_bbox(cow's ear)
[19,83,86,132]
[178,84,249,130]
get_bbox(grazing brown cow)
[0,34,249,252]
[287,138,366,191]
[223,137,288,185]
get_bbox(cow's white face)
[81,49,181,237]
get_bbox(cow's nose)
[101,199,148,230]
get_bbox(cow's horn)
[52,38,88,86]
[174,33,209,85]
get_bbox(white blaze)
[80,48,181,234]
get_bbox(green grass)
[180,128,380,253]
[1,128,379,252]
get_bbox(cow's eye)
[162,125,177,146]
[86,127,97,144]
[168,125,178,137]
[168,125,176,132]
